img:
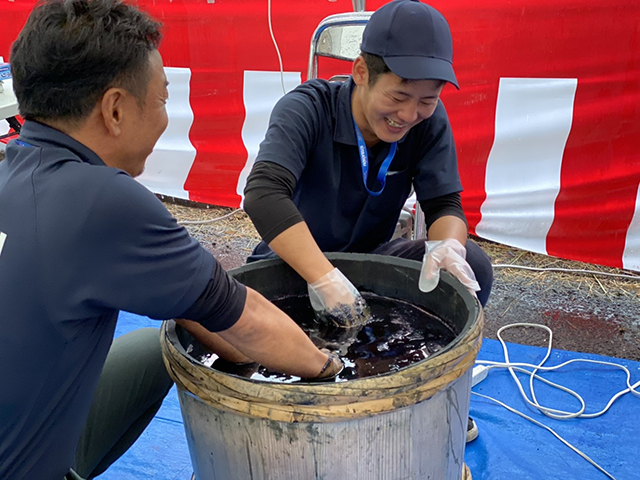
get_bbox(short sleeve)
[41,171,214,321]
[255,87,322,179]
[412,101,463,202]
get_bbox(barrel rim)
[167,253,481,386]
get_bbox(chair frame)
[306,12,372,81]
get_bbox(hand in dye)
[419,238,480,294]
[211,358,260,377]
[307,268,370,327]
[307,349,344,381]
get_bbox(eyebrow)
[395,90,439,100]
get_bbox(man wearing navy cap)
[244,0,493,441]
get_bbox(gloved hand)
[307,268,370,327]
[419,238,481,294]
[304,349,344,381]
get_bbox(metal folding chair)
[306,11,372,81]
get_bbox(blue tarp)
[466,340,637,480]
[102,312,639,480]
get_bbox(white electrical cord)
[493,263,640,281]
[175,210,640,286]
[178,208,243,225]
[267,0,287,95]
[177,0,286,228]
[472,391,617,480]
[472,323,640,480]
[177,214,640,286]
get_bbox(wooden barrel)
[162,253,483,480]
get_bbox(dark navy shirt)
[0,122,241,480]
[252,78,462,258]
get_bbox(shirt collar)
[333,77,410,146]
[18,120,106,167]
[333,77,358,146]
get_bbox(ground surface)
[164,198,640,362]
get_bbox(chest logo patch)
[0,231,7,259]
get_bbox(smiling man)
[243,0,494,441]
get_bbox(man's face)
[353,62,444,145]
[119,49,169,177]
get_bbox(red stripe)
[0,2,34,57]
[434,0,640,269]
[152,0,372,207]
[543,4,640,268]
[3,1,640,271]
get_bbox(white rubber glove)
[307,268,370,327]
[419,238,481,294]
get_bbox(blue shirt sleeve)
[40,170,218,322]
[255,86,322,179]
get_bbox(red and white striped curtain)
[1,0,638,270]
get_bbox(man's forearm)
[268,221,334,284]
[427,215,468,245]
[176,319,253,363]
[244,162,333,283]
[216,287,329,378]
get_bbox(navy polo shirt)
[254,78,462,255]
[0,121,233,480]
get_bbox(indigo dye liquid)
[186,293,456,383]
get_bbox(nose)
[397,101,419,124]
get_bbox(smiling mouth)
[385,117,405,128]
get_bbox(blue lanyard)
[353,120,397,196]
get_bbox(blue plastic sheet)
[102,312,639,480]
[105,312,192,480]
[466,339,638,480]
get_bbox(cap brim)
[383,56,459,89]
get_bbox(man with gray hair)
[0,1,341,478]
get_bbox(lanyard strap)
[353,119,397,196]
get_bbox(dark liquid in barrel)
[186,293,456,383]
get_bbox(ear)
[99,87,127,137]
[352,55,369,87]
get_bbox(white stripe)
[476,77,578,254]
[0,231,7,258]
[622,184,640,271]
[236,70,301,205]
[137,67,196,200]
[0,79,20,120]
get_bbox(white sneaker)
[466,417,479,443]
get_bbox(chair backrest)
[306,12,372,80]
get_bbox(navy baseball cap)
[361,0,458,88]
